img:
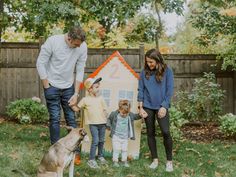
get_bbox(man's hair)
[118,100,131,113]
[68,26,86,41]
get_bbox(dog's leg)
[69,153,75,177]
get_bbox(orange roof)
[80,51,139,89]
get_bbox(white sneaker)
[149,160,158,169]
[113,161,119,167]
[123,161,130,167]
[166,161,173,172]
[87,160,100,169]
[98,157,107,164]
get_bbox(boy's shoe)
[87,160,100,169]
[166,161,173,172]
[98,157,107,164]
[149,160,158,169]
[74,154,81,166]
[122,161,130,167]
[113,161,120,167]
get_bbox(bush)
[169,106,188,140]
[6,98,48,124]
[175,72,225,122]
[219,113,236,137]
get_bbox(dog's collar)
[57,136,85,152]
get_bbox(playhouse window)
[101,89,111,106]
[118,90,134,105]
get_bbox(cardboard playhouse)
[81,51,142,159]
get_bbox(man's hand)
[68,94,78,106]
[158,107,167,118]
[42,79,50,89]
[71,105,80,112]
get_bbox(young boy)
[107,100,141,167]
[71,77,108,169]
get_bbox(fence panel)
[0,42,235,115]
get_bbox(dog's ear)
[64,126,74,131]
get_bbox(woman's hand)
[158,107,166,118]
[139,108,148,118]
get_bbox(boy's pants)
[89,124,106,160]
[112,134,128,162]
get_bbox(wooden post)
[38,36,45,100]
[139,43,144,71]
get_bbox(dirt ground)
[181,122,236,143]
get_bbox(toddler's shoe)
[149,160,158,169]
[113,161,119,167]
[87,160,100,169]
[122,161,129,167]
[98,157,107,164]
[166,161,173,172]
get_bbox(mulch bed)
[181,122,236,143]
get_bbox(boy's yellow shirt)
[77,95,108,125]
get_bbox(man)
[36,26,87,150]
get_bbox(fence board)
[0,42,235,115]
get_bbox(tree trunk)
[0,0,3,42]
[154,1,162,50]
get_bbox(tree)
[125,14,158,45]
[79,0,150,34]
[79,0,151,47]
[0,0,5,41]
[3,0,81,38]
[151,0,185,49]
[189,0,236,70]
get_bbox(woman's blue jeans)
[44,85,77,144]
[89,124,106,160]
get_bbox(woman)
[138,48,174,172]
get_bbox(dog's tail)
[12,169,29,177]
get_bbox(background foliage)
[219,113,236,137]
[6,98,48,124]
[175,72,225,122]
[189,0,236,70]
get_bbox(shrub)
[169,106,188,140]
[6,98,48,124]
[219,113,236,137]
[175,72,225,122]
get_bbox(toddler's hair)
[118,100,131,113]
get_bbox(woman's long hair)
[144,48,167,82]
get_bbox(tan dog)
[37,127,87,177]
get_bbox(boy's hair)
[118,100,131,113]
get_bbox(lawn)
[0,121,236,177]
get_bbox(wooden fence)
[0,42,236,115]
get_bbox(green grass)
[0,122,236,177]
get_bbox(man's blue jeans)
[89,124,106,160]
[44,85,77,144]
